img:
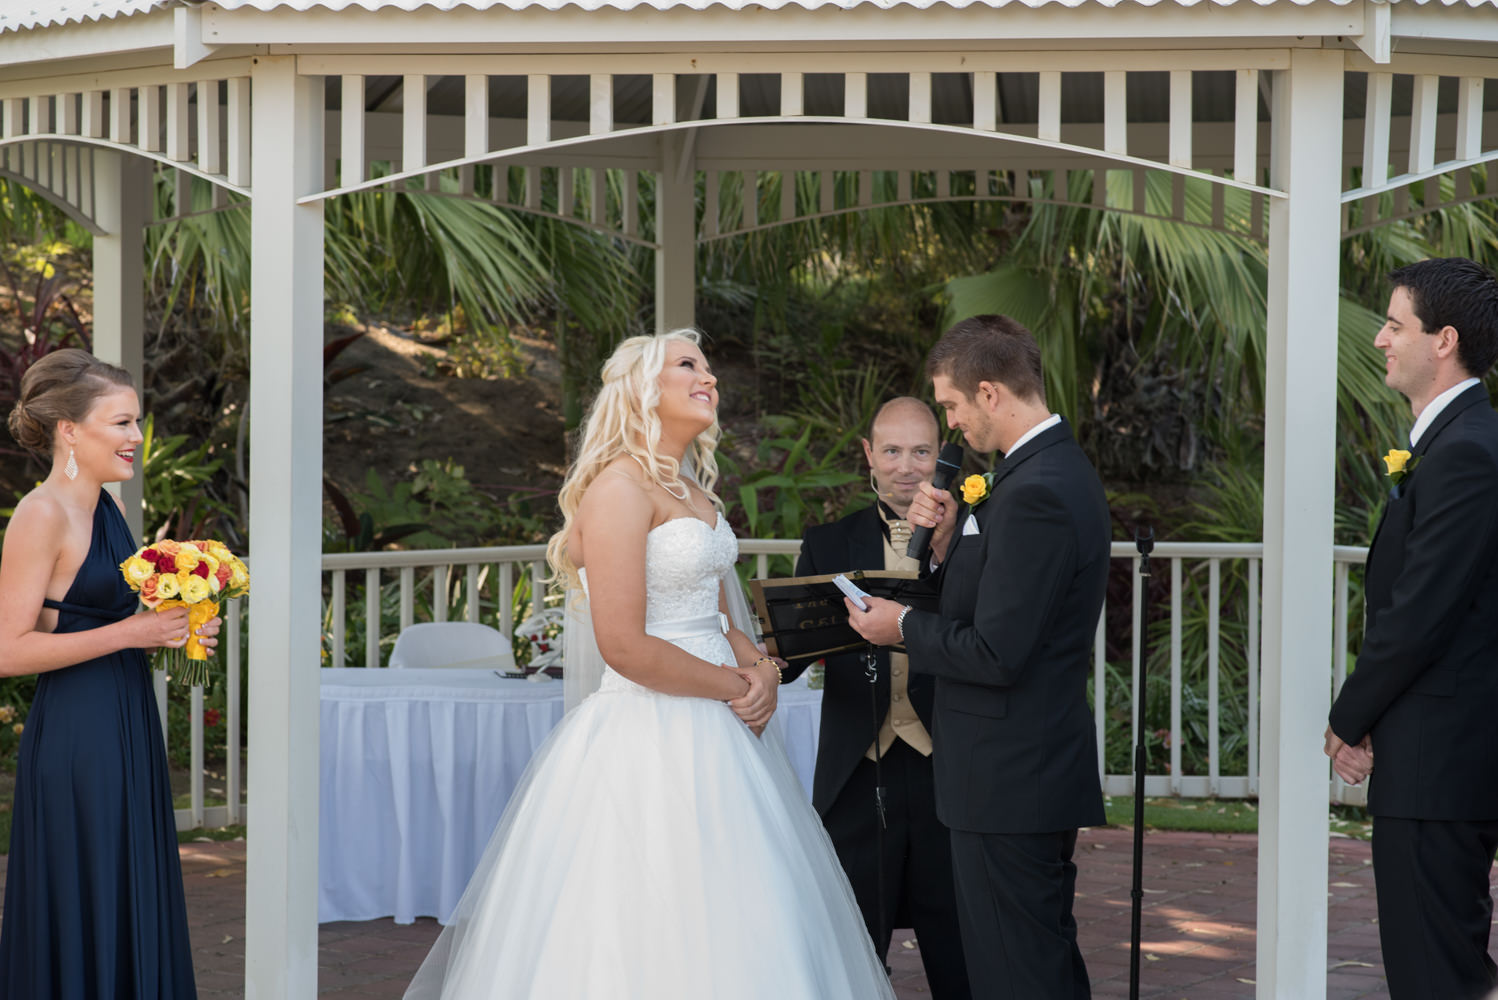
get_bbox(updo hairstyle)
[6,349,135,458]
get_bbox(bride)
[405,330,896,999]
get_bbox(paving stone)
[6,827,1498,997]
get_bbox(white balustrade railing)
[177,538,1371,829]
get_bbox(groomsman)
[788,397,970,999]
[849,315,1109,999]
[1326,257,1498,1000]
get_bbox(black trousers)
[1372,815,1498,1000]
[820,740,971,1000]
[948,827,1089,1000]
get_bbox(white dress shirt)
[1004,413,1062,460]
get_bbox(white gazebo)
[4,0,1497,995]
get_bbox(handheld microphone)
[905,442,965,561]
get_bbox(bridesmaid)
[0,349,218,998]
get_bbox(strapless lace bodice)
[581,514,739,695]
[641,515,738,624]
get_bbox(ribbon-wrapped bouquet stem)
[119,539,250,687]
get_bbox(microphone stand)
[1129,525,1154,1000]
[864,644,890,973]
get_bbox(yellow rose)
[180,574,212,604]
[206,541,234,564]
[174,545,201,573]
[0,706,14,724]
[156,573,181,600]
[121,555,155,587]
[961,474,988,505]
[1383,449,1412,476]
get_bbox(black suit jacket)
[1329,383,1498,821]
[902,419,1109,835]
[788,505,937,815]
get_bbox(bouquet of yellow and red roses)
[119,539,250,688]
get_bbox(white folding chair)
[387,621,516,671]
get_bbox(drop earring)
[64,448,78,481]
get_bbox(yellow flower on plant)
[11,723,22,735]
[0,706,13,724]
[156,573,181,600]
[1383,449,1412,476]
[121,555,155,586]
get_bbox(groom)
[849,314,1109,998]
[1326,257,1498,1000]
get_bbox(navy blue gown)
[0,490,197,998]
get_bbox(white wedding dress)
[405,514,896,999]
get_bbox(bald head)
[863,397,940,516]
[871,396,939,442]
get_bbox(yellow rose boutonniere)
[1383,448,1419,486]
[961,473,994,507]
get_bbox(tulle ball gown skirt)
[404,676,896,999]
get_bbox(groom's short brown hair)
[926,314,1046,405]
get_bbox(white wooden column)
[245,55,324,1000]
[1258,48,1340,1000]
[655,131,695,333]
[90,149,150,541]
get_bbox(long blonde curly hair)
[546,329,722,591]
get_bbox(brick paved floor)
[5,826,1497,997]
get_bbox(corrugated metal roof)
[190,0,1498,9]
[5,0,1498,36]
[205,0,1356,9]
[0,0,166,33]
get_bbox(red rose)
[193,562,210,579]
[141,548,159,562]
[156,553,177,573]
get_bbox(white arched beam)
[1342,53,1498,231]
[0,63,256,207]
[303,54,1285,204]
[0,141,104,234]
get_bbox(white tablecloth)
[318,667,823,924]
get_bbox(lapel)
[846,505,885,570]
[945,418,1073,562]
[1368,383,1488,564]
[1411,383,1488,460]
[989,417,1073,492]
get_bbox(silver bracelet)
[896,605,912,641]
